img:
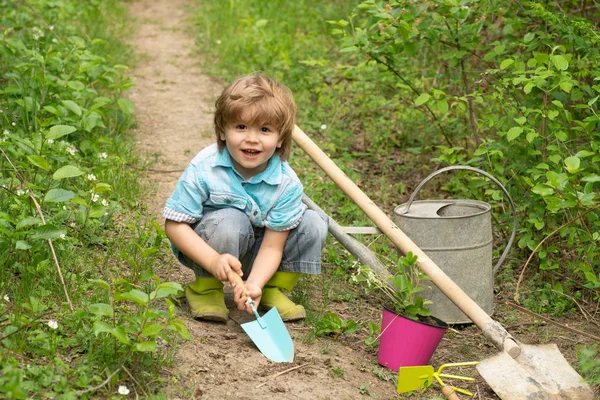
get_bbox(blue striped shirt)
[163,143,306,231]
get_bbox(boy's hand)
[232,280,262,314]
[208,253,242,281]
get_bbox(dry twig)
[506,302,600,342]
[74,366,122,396]
[1,148,73,310]
[255,363,311,389]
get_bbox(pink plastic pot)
[377,308,448,371]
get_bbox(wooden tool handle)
[293,125,520,357]
[228,272,247,297]
[442,386,460,400]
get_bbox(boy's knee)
[299,210,329,244]
[195,208,252,241]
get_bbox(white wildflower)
[98,152,108,159]
[320,124,327,130]
[3,294,9,302]
[49,25,54,31]
[118,385,130,395]
[90,193,100,203]
[87,174,97,181]
[59,234,66,239]
[11,122,16,126]
[47,138,54,144]
[16,189,25,196]
[66,146,77,155]
[47,320,58,329]
[52,38,58,43]
[3,130,8,135]
[101,199,109,207]
[32,27,43,40]
[216,40,222,45]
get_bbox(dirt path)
[126,1,399,399]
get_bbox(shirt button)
[253,210,258,216]
[226,198,232,204]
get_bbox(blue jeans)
[176,208,329,278]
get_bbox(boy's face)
[220,116,282,179]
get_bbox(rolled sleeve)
[265,183,306,231]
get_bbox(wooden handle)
[293,126,519,356]
[442,386,460,400]
[228,272,247,297]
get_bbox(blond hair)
[214,73,296,160]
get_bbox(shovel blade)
[241,307,294,363]
[476,343,594,400]
[397,365,435,393]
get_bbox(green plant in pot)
[353,252,433,321]
[353,252,448,370]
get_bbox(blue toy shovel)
[230,274,294,363]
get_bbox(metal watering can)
[393,166,517,324]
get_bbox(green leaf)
[436,99,449,114]
[414,93,431,106]
[44,188,75,203]
[88,204,106,218]
[94,183,112,193]
[31,225,66,240]
[15,240,31,250]
[53,165,84,180]
[532,183,553,197]
[559,79,573,93]
[564,156,580,173]
[499,59,514,70]
[16,216,41,230]
[46,125,76,140]
[61,100,82,116]
[93,321,113,336]
[142,324,164,337]
[151,284,181,300]
[514,116,526,125]
[526,130,538,143]
[88,303,114,318]
[546,171,569,190]
[27,155,51,172]
[582,174,600,183]
[554,131,568,141]
[88,279,111,291]
[112,327,130,344]
[255,19,268,28]
[506,127,523,141]
[134,341,156,352]
[117,98,135,115]
[67,80,85,91]
[550,55,568,71]
[169,320,190,340]
[117,289,149,305]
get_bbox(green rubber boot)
[260,272,306,322]
[186,277,228,323]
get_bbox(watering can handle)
[399,165,517,276]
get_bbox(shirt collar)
[214,148,282,185]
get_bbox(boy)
[163,73,328,323]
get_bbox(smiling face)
[220,112,283,179]
[214,74,296,161]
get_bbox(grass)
[0,1,188,397]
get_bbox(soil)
[126,1,600,399]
